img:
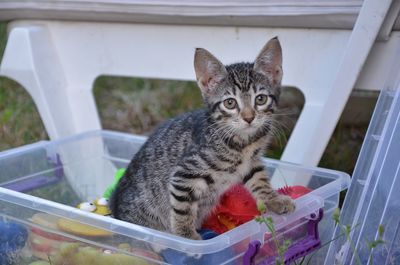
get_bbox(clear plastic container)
[324,53,400,264]
[0,130,350,265]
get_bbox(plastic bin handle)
[243,208,324,265]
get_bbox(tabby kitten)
[110,37,295,240]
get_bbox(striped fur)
[110,37,295,240]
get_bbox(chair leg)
[0,25,101,140]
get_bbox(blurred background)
[0,22,379,175]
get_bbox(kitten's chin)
[236,126,258,140]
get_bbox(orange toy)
[202,184,260,234]
[202,184,312,234]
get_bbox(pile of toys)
[1,168,312,265]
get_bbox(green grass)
[0,77,48,150]
[94,76,203,135]
[0,23,7,59]
[319,122,369,173]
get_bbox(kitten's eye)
[223,98,237,109]
[255,95,268,105]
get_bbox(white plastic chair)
[0,0,399,187]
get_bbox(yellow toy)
[57,169,126,237]
[75,168,127,216]
[57,218,113,237]
[29,261,50,265]
[94,197,112,216]
[58,198,112,237]
[76,202,96,212]
[77,197,111,216]
[50,243,152,265]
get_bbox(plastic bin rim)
[0,129,350,185]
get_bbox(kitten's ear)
[254,37,283,86]
[194,48,228,95]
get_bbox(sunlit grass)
[94,76,203,135]
[0,77,48,151]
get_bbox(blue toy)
[0,220,28,265]
[161,229,235,265]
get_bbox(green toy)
[103,168,126,199]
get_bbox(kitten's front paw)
[175,229,202,240]
[266,195,295,214]
[189,232,202,241]
[181,231,202,240]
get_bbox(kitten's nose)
[243,116,255,124]
[241,109,255,124]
